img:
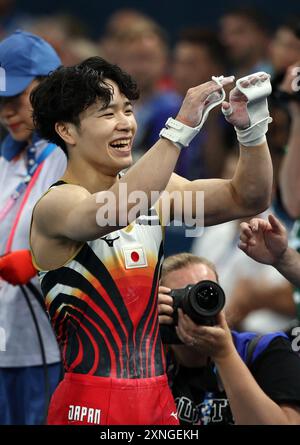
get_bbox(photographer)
[159,253,300,425]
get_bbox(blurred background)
[11,0,300,40]
[1,0,300,334]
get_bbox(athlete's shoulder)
[45,181,90,199]
[33,182,91,230]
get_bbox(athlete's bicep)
[33,185,118,242]
[32,185,88,237]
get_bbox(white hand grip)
[236,71,272,102]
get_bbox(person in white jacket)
[0,30,67,424]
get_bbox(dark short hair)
[30,56,139,156]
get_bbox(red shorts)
[47,373,179,425]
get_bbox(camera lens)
[195,285,219,311]
[185,280,225,322]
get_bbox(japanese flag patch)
[122,245,148,269]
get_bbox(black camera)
[160,280,225,344]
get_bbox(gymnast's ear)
[55,121,78,146]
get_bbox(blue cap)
[0,30,61,97]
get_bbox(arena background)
[16,0,300,40]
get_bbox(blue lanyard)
[0,143,57,223]
[11,143,56,201]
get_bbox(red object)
[0,250,37,285]
[130,251,140,262]
[47,373,179,425]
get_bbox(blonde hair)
[161,253,219,284]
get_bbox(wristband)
[159,118,200,149]
[159,75,227,148]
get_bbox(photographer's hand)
[158,286,174,325]
[175,309,235,362]
[175,309,300,424]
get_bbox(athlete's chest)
[88,218,163,271]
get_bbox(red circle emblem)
[131,251,140,262]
